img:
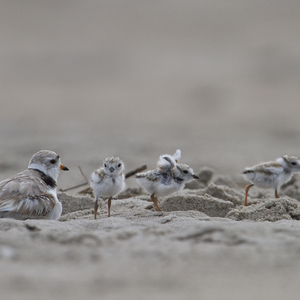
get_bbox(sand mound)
[61,182,300,222]
[58,192,94,215]
[162,193,234,217]
[227,197,300,222]
[204,183,243,205]
[161,183,243,217]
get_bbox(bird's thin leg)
[107,197,112,217]
[94,198,99,220]
[275,189,280,199]
[244,184,254,206]
[155,196,162,211]
[151,194,162,211]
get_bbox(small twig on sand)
[59,182,88,192]
[78,186,93,196]
[60,164,147,193]
[125,165,147,179]
[78,165,89,183]
[59,165,89,192]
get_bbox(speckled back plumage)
[243,155,300,189]
[136,162,198,197]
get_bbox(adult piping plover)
[0,150,69,220]
[90,156,125,219]
[136,152,199,211]
[243,155,300,206]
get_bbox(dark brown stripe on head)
[243,170,254,174]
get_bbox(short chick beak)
[60,164,69,171]
[109,167,115,173]
[193,174,199,179]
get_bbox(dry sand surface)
[1,0,300,299]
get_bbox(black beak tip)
[193,174,199,179]
[63,166,69,171]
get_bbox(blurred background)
[1,0,300,188]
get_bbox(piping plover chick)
[136,154,199,211]
[90,156,125,219]
[243,155,300,206]
[0,150,69,220]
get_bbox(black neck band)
[32,169,57,189]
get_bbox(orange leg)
[107,197,112,217]
[151,194,162,211]
[94,199,99,220]
[275,189,279,199]
[244,184,254,206]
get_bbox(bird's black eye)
[104,164,107,168]
[118,163,121,168]
[291,162,297,166]
[50,159,56,164]
[183,170,189,174]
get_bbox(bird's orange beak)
[60,164,69,171]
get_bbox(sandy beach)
[1,1,300,299]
